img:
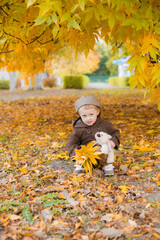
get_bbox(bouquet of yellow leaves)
[73,142,101,175]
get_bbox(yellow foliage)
[0,0,160,108]
[45,46,101,76]
[74,142,101,175]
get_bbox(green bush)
[0,79,10,89]
[108,76,130,87]
[63,75,89,89]
[43,77,57,88]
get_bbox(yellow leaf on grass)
[69,191,77,197]
[106,213,123,221]
[123,220,137,233]
[77,193,87,201]
[117,195,123,203]
[19,168,28,174]
[119,185,127,193]
[131,166,140,172]
[58,193,66,199]
[59,132,66,136]
[51,141,62,149]
[59,219,68,225]
[41,175,53,180]
[52,219,68,226]
[145,203,151,208]
[153,233,160,239]
[45,134,51,139]
[52,220,60,226]
[75,221,82,229]
[72,174,78,183]
[132,234,143,238]
[1,216,10,223]
[100,192,105,196]
[56,153,70,160]
[13,153,18,159]
[146,129,156,134]
[133,145,154,151]
[156,172,160,179]
[9,214,22,220]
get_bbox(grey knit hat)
[75,95,101,113]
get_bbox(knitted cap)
[75,95,101,113]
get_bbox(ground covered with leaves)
[0,89,160,240]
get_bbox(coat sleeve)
[105,121,120,149]
[66,128,81,157]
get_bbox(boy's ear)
[97,108,100,115]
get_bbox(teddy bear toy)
[95,131,114,164]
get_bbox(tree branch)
[37,38,58,45]
[27,30,46,45]
[0,6,19,23]
[3,30,26,44]
[0,50,14,54]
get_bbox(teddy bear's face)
[95,131,112,145]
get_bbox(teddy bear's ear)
[108,134,112,139]
[103,132,112,139]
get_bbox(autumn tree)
[45,46,101,77]
[0,0,160,108]
[91,46,109,76]
[105,44,118,76]
[89,43,118,76]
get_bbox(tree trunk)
[35,73,46,89]
[9,72,16,92]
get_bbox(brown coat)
[67,116,120,157]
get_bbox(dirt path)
[0,88,86,101]
[0,83,120,101]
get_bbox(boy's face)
[78,106,100,126]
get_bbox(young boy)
[67,95,120,176]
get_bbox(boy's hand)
[109,140,115,149]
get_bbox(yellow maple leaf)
[156,172,160,180]
[117,195,123,203]
[74,142,101,175]
[13,153,18,159]
[71,174,78,183]
[119,185,128,193]
[19,168,28,174]
[51,141,63,149]
[41,175,53,180]
[55,153,70,160]
[52,219,68,226]
[153,233,160,239]
[59,132,66,137]
[58,193,66,199]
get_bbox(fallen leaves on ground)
[0,89,159,240]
